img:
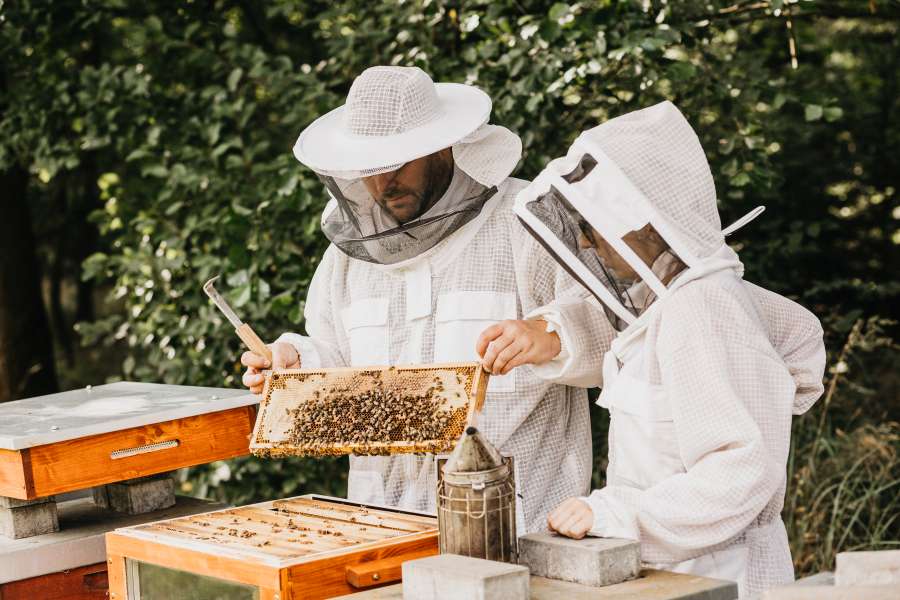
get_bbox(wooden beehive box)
[250,363,489,458]
[0,382,257,500]
[105,495,439,600]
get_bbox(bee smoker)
[436,426,517,563]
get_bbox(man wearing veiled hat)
[240,66,613,533]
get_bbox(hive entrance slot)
[110,438,180,459]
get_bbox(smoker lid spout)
[443,426,504,473]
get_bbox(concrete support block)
[0,496,59,539]
[92,473,175,515]
[763,585,899,600]
[835,550,900,586]
[517,532,639,588]
[792,571,835,587]
[402,554,529,600]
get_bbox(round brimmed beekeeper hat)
[293,66,522,187]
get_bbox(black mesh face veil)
[318,172,498,265]
[520,185,635,331]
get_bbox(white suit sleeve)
[525,295,612,387]
[582,282,786,561]
[512,220,614,388]
[274,246,347,369]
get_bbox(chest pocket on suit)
[433,291,517,393]
[605,372,684,490]
[341,297,390,366]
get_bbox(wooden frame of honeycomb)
[249,363,489,457]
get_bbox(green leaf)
[141,164,169,178]
[231,199,253,216]
[227,68,243,93]
[548,3,569,21]
[207,123,222,146]
[719,137,735,155]
[730,172,751,187]
[805,104,823,122]
[125,149,151,162]
[278,174,299,197]
[231,284,251,308]
[824,106,843,122]
[165,201,184,216]
[667,61,695,81]
[81,252,108,281]
[227,270,250,287]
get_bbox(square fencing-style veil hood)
[514,101,763,330]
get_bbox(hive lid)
[0,382,257,450]
[443,426,504,473]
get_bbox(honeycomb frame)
[250,363,489,457]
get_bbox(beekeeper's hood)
[293,66,522,265]
[514,100,764,330]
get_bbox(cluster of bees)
[278,373,460,455]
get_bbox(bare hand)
[547,498,594,539]
[476,319,561,375]
[240,342,300,394]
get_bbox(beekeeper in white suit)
[479,101,826,597]
[240,66,613,533]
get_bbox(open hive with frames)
[104,495,439,599]
[250,363,489,457]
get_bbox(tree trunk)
[0,166,58,401]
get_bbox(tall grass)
[785,317,900,576]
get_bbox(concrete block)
[1,495,224,585]
[517,532,639,588]
[0,495,54,509]
[92,473,175,515]
[835,550,900,586]
[792,571,835,586]
[763,585,899,600]
[0,497,59,539]
[402,554,529,600]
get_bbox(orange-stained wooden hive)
[250,363,489,458]
[0,382,258,501]
[105,495,439,599]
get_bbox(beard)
[378,154,454,224]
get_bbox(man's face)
[362,149,453,224]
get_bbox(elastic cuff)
[274,332,322,369]
[525,309,573,379]
[578,495,606,536]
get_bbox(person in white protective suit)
[240,65,614,533]
[477,101,826,598]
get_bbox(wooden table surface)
[335,568,738,599]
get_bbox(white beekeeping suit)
[276,66,613,533]
[514,101,826,597]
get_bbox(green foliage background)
[2,0,898,575]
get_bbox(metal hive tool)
[250,363,489,457]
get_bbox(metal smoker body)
[437,426,517,563]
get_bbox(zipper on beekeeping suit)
[396,260,433,365]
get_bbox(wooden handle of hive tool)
[235,323,273,363]
[346,556,407,589]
